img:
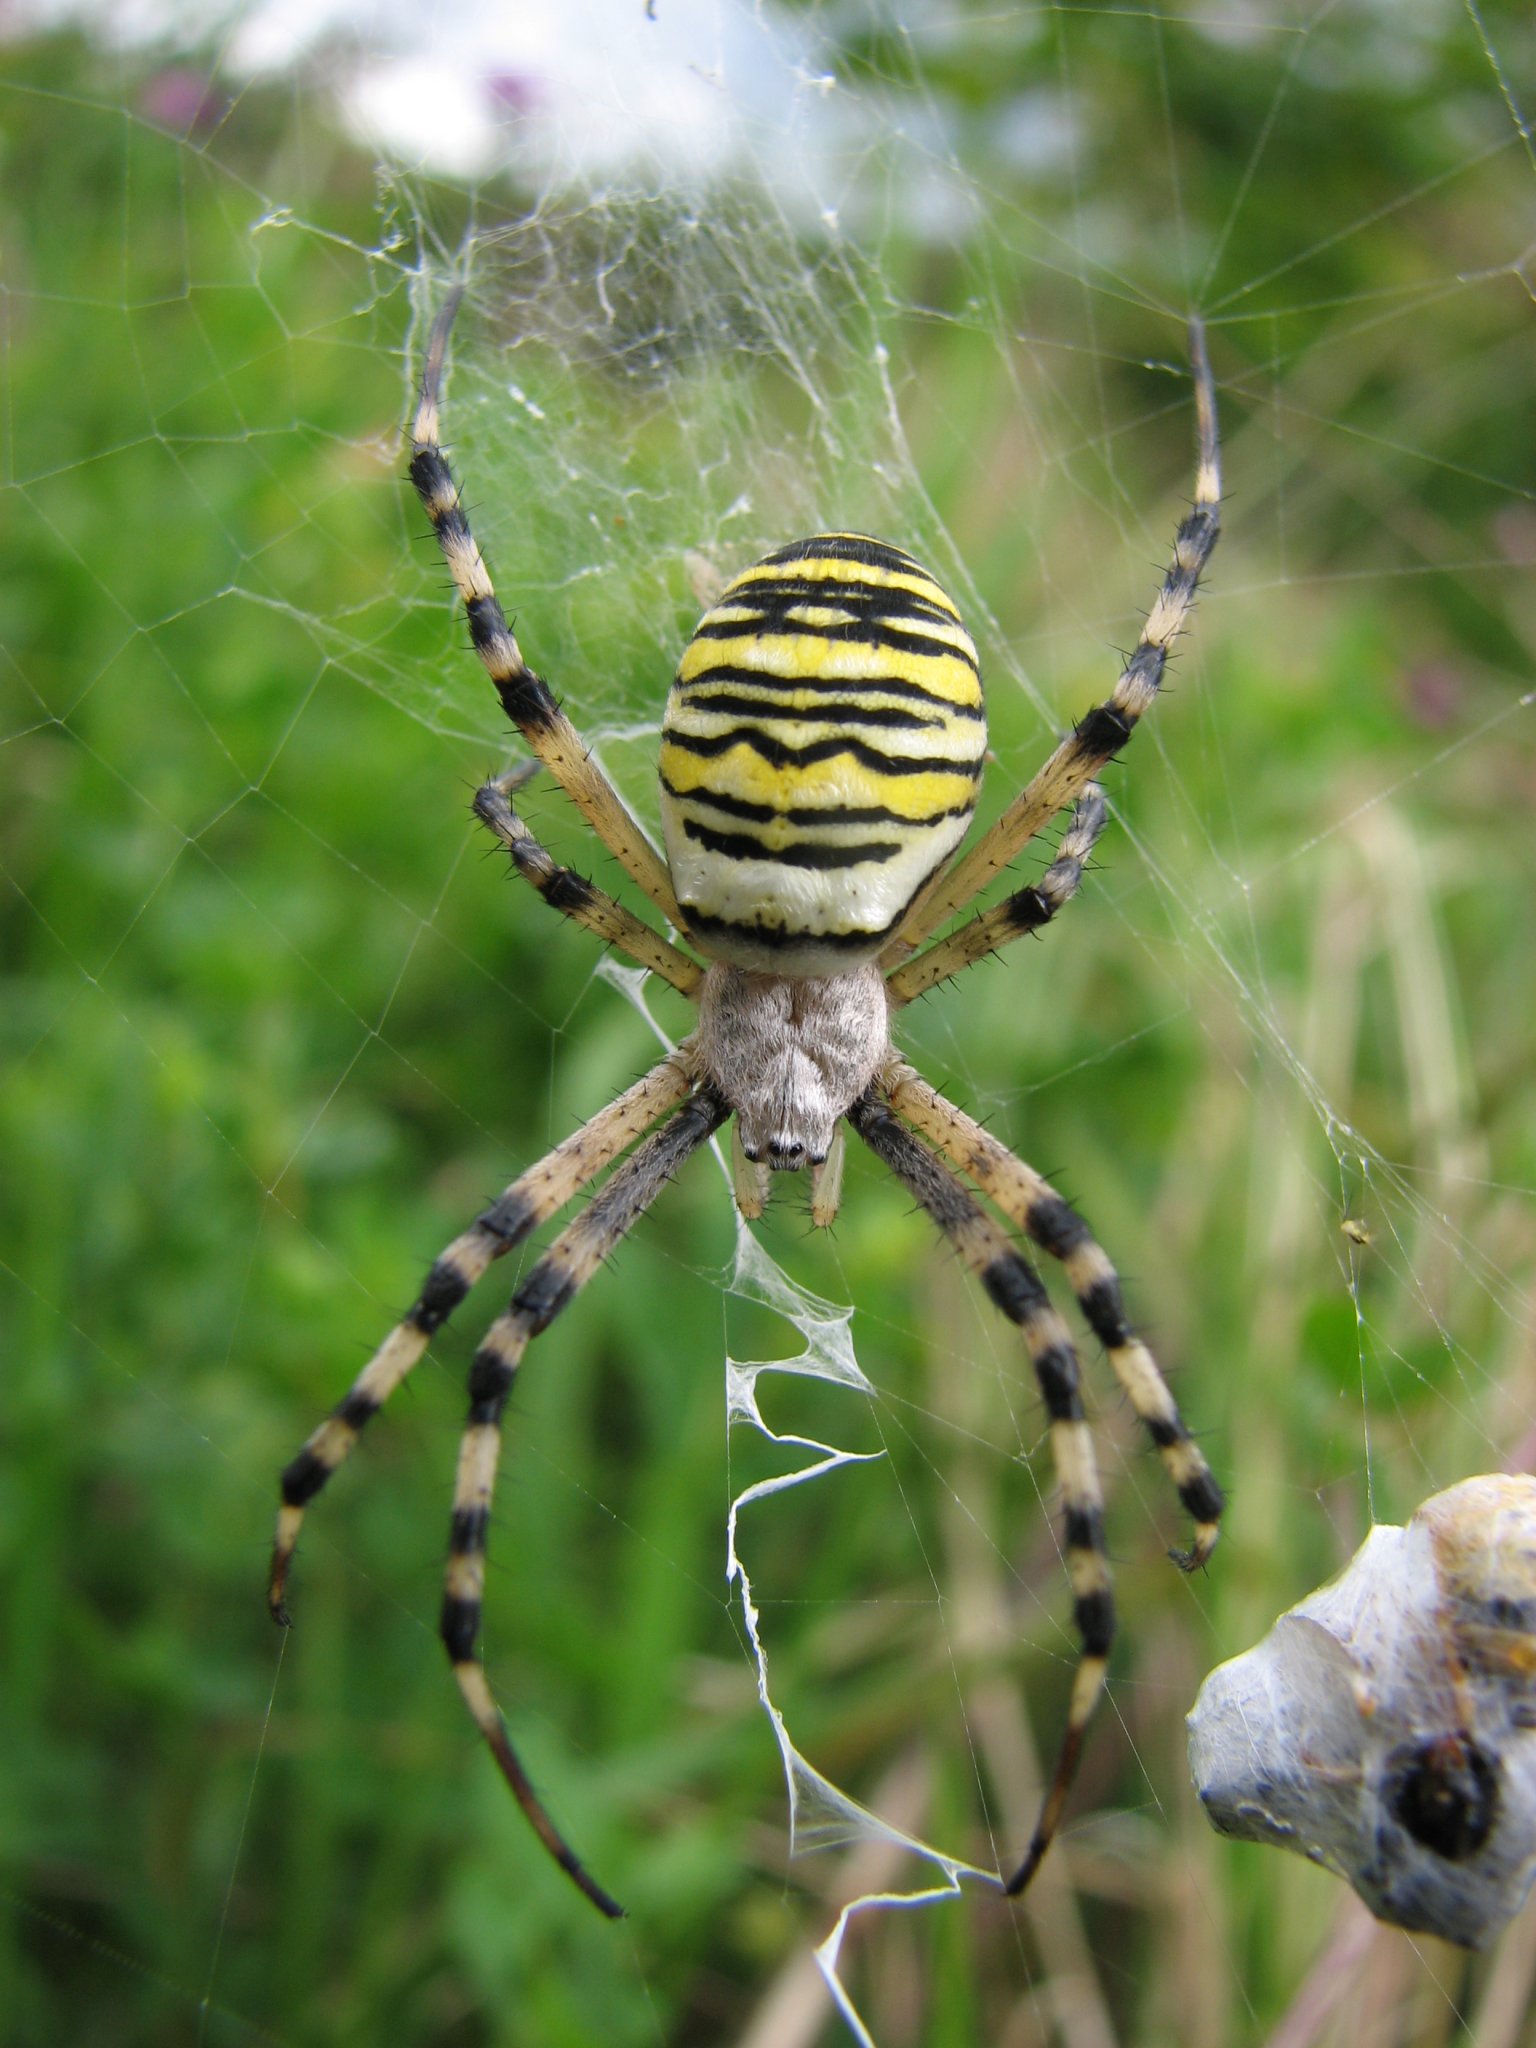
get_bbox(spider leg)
[409,294,685,930]
[269,1046,699,1624]
[442,1083,730,1918]
[879,318,1220,969]
[475,764,704,999]
[844,1086,1113,1900]
[881,1060,1223,1568]
[885,785,1106,1007]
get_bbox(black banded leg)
[474,765,704,1000]
[885,786,1107,1007]
[442,1084,730,1919]
[879,318,1220,968]
[845,1088,1114,1900]
[409,294,683,928]
[881,1062,1223,1567]
[269,1047,699,1623]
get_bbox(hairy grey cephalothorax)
[694,961,889,1167]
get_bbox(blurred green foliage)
[2,8,1534,2047]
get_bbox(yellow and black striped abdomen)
[659,534,985,974]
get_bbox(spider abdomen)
[660,534,985,975]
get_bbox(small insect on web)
[267,286,1226,1917]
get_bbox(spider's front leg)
[882,1060,1224,1569]
[440,1084,730,1918]
[845,1086,1114,1897]
[268,1048,699,1623]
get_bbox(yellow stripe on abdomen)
[660,535,985,975]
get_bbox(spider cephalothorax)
[270,292,1226,1919]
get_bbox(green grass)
[3,12,1535,2046]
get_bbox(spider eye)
[1384,1735,1500,1861]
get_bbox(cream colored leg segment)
[882,1060,1223,1568]
[885,785,1107,1007]
[879,318,1220,968]
[409,293,683,927]
[268,1047,699,1622]
[438,1085,730,1920]
[475,767,704,997]
[845,1087,1113,1900]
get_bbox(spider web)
[3,1,1535,2042]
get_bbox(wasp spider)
[270,293,1226,1919]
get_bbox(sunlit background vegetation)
[3,4,1535,2044]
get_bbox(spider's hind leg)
[879,316,1220,971]
[409,293,684,929]
[885,784,1108,1008]
[473,764,705,1000]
